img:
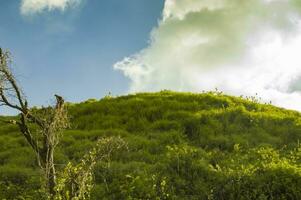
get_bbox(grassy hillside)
[1,91,301,199]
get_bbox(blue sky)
[3,0,301,113]
[0,0,164,109]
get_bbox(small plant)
[54,137,127,200]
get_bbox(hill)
[1,91,301,199]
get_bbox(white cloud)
[20,0,81,15]
[114,0,301,111]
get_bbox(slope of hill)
[1,91,301,199]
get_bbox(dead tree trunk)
[45,145,56,195]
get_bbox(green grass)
[1,91,301,199]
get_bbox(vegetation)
[1,90,301,199]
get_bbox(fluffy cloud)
[114,0,301,111]
[20,0,81,15]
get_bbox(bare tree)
[0,48,128,199]
[0,48,69,196]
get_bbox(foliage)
[54,137,127,200]
[1,91,301,199]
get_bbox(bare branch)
[0,90,22,111]
[0,49,24,112]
